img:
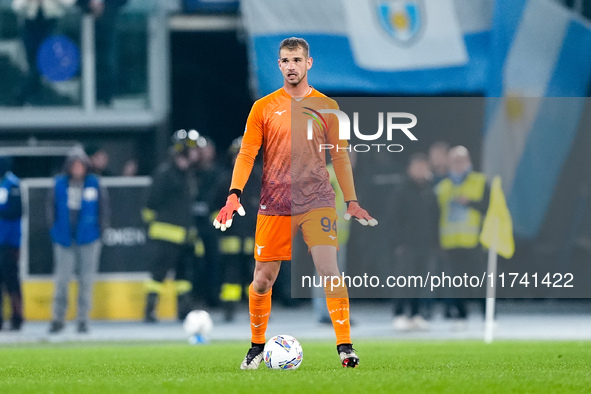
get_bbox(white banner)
[343,0,468,71]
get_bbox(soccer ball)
[183,310,213,339]
[263,335,303,370]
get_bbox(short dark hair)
[409,152,429,164]
[279,37,310,58]
[429,141,450,153]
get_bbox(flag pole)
[484,218,499,344]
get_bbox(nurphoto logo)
[304,107,417,153]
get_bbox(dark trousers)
[145,239,193,321]
[193,217,221,307]
[148,240,190,283]
[394,298,422,317]
[218,240,254,321]
[221,251,252,289]
[19,13,57,103]
[0,245,23,329]
[444,248,486,319]
[392,248,433,318]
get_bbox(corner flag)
[480,176,515,259]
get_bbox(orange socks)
[249,282,351,346]
[325,284,352,345]
[249,283,272,344]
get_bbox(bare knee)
[311,245,340,278]
[316,267,340,278]
[252,261,280,293]
[252,271,276,293]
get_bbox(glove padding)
[213,194,246,231]
[344,201,378,226]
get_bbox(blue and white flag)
[241,0,492,96]
[483,0,591,239]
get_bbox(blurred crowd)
[387,143,490,332]
[0,131,494,333]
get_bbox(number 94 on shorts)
[254,207,339,262]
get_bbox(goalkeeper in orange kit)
[213,37,377,369]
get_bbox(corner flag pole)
[481,176,514,343]
[484,217,499,344]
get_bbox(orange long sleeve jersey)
[230,87,357,216]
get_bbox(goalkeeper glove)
[344,201,378,226]
[213,191,245,231]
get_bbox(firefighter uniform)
[143,149,196,322]
[216,192,257,321]
[191,159,225,307]
[217,140,261,321]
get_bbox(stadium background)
[0,0,590,323]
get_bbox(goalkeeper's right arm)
[213,100,264,232]
[213,190,246,231]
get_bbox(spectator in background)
[217,137,260,321]
[142,132,197,323]
[392,154,439,331]
[121,158,138,176]
[85,144,113,176]
[76,0,128,105]
[435,146,489,330]
[191,136,225,308]
[428,141,450,185]
[47,148,110,334]
[426,141,450,317]
[0,157,24,331]
[12,0,76,105]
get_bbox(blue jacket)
[50,175,101,247]
[0,172,22,247]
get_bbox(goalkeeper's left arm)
[327,122,378,227]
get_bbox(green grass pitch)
[1,341,590,393]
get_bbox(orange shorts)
[253,207,338,262]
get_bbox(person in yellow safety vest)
[217,137,261,321]
[435,146,490,329]
[142,130,199,323]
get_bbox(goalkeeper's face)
[278,47,313,86]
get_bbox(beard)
[286,70,306,86]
